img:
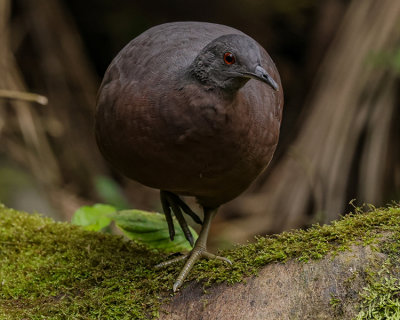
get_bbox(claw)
[202,251,232,264]
[170,193,202,225]
[173,280,182,293]
[160,192,175,241]
[172,247,232,292]
[156,207,233,292]
[169,199,194,246]
[154,253,188,269]
[156,247,232,292]
[160,191,202,246]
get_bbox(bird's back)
[105,22,243,85]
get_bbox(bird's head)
[189,34,279,93]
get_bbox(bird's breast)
[95,77,281,207]
[148,83,280,203]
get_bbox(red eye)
[223,52,235,65]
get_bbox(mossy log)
[1,203,400,319]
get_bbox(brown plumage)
[95,21,283,291]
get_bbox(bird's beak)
[244,65,279,91]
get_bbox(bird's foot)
[160,191,202,247]
[155,246,232,292]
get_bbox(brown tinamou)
[95,21,283,292]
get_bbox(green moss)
[195,204,400,287]
[353,222,400,319]
[329,295,343,317]
[0,204,169,319]
[0,203,399,319]
[354,262,400,319]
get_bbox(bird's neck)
[183,69,245,101]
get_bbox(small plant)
[355,262,400,320]
[71,203,197,252]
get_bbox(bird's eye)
[223,52,235,65]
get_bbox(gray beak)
[249,65,279,91]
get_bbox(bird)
[95,21,283,292]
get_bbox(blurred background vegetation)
[0,0,399,249]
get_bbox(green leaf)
[71,203,116,231]
[111,209,198,252]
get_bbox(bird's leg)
[173,207,232,291]
[156,206,232,292]
[160,191,203,246]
